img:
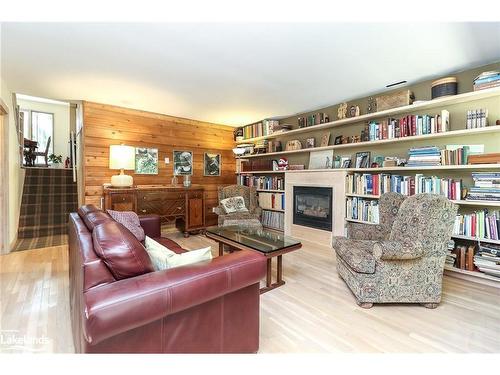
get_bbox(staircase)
[18,168,78,239]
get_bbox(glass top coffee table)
[205,225,302,293]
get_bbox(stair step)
[18,223,68,238]
[19,213,71,227]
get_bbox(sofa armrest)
[139,214,161,238]
[346,221,387,241]
[82,250,266,345]
[373,241,424,261]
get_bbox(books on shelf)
[473,71,500,91]
[241,160,274,172]
[261,210,284,231]
[446,240,457,266]
[238,175,285,190]
[474,243,500,277]
[366,110,449,141]
[466,109,489,128]
[407,146,441,167]
[241,119,288,140]
[346,173,462,200]
[346,197,379,224]
[453,209,500,240]
[466,173,500,202]
[258,192,285,211]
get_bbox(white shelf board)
[444,265,500,283]
[237,170,286,174]
[346,193,380,198]
[256,189,285,193]
[236,87,500,144]
[345,218,378,225]
[238,125,500,159]
[284,164,500,173]
[452,200,500,207]
[262,207,285,212]
[451,235,500,245]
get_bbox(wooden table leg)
[277,255,283,283]
[218,242,224,257]
[266,258,272,288]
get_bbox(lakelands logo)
[0,330,51,352]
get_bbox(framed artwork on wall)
[134,147,158,174]
[204,152,221,176]
[173,150,193,175]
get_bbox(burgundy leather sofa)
[69,204,266,353]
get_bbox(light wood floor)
[1,233,500,353]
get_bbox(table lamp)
[109,144,135,187]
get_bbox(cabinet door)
[110,193,135,211]
[187,198,204,228]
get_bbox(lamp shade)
[109,145,135,170]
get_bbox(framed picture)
[135,147,158,174]
[355,151,371,168]
[309,150,334,169]
[320,133,330,147]
[340,155,352,168]
[334,135,343,145]
[306,138,315,148]
[204,152,221,176]
[173,150,193,175]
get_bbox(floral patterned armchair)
[214,185,262,226]
[333,193,458,309]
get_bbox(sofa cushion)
[83,211,113,231]
[78,204,100,219]
[107,209,145,241]
[92,221,154,280]
[334,238,376,274]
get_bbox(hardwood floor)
[1,233,499,353]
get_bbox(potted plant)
[48,154,63,168]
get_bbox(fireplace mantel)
[284,169,347,246]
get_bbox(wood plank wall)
[82,101,236,226]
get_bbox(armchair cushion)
[220,196,248,214]
[373,240,424,261]
[334,238,376,274]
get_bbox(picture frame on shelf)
[340,155,352,168]
[334,135,343,145]
[320,133,330,147]
[203,152,221,176]
[309,150,334,169]
[306,137,315,148]
[135,147,158,174]
[355,151,371,168]
[173,150,193,175]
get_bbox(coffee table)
[205,225,302,293]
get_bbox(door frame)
[0,98,9,254]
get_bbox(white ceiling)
[1,22,500,126]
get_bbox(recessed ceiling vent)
[386,80,407,88]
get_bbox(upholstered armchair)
[214,185,263,226]
[333,193,458,309]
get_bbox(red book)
[411,115,416,136]
[409,177,415,196]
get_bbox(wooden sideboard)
[103,184,205,237]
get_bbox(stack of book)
[474,243,500,277]
[238,176,284,190]
[406,146,442,167]
[261,211,284,231]
[453,209,500,240]
[366,110,449,141]
[258,192,285,211]
[346,197,379,224]
[473,71,500,91]
[466,173,500,202]
[446,240,457,267]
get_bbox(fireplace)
[293,186,332,231]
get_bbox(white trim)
[16,94,70,107]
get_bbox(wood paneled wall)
[82,101,236,226]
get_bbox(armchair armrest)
[213,206,225,216]
[373,240,424,261]
[346,221,387,241]
[139,214,161,238]
[82,250,266,345]
[251,206,262,217]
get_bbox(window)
[21,110,54,164]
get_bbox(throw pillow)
[107,209,145,241]
[220,196,248,214]
[144,236,213,271]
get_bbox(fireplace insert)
[293,186,332,231]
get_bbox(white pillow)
[220,196,248,214]
[144,236,212,271]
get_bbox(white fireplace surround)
[284,169,347,246]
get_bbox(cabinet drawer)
[187,191,204,199]
[164,200,185,216]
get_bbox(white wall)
[18,98,71,162]
[1,77,23,250]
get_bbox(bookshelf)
[236,86,500,145]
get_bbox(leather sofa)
[69,204,266,353]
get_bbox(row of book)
[298,113,329,128]
[474,243,500,277]
[238,175,285,190]
[473,71,500,91]
[258,192,285,211]
[240,119,281,140]
[466,109,489,128]
[440,145,472,165]
[466,173,500,202]
[447,240,500,278]
[345,173,462,200]
[407,146,441,167]
[261,210,284,231]
[366,110,449,141]
[453,210,500,240]
[346,197,379,223]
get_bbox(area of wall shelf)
[236,86,500,145]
